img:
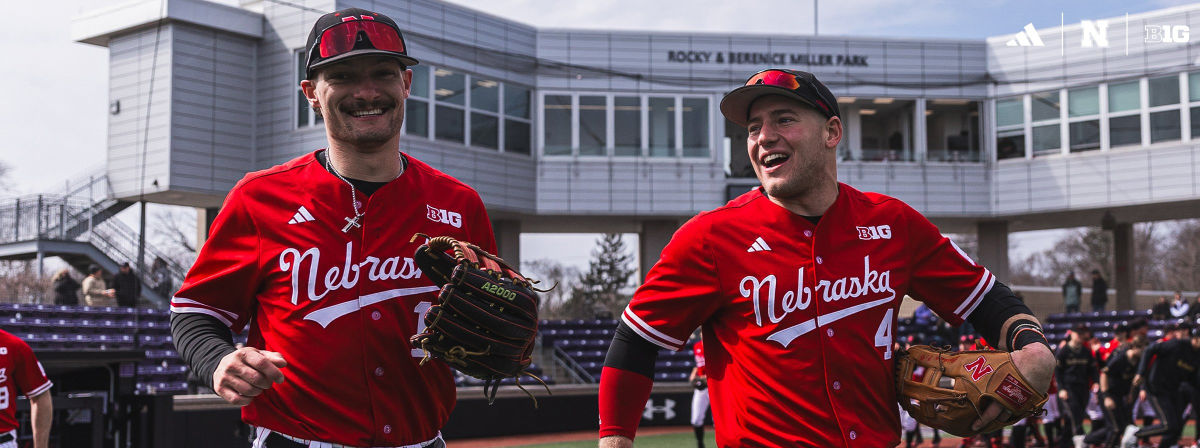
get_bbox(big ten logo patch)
[964,356,994,382]
[643,398,676,420]
[857,225,892,240]
[426,205,462,228]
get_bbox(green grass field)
[516,431,715,448]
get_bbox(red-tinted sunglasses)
[746,69,835,118]
[316,18,405,59]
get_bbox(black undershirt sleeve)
[170,312,237,390]
[603,321,662,378]
[965,281,1033,350]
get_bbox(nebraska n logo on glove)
[964,356,994,381]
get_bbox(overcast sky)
[1,0,1192,266]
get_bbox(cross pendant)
[341,215,362,233]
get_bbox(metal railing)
[0,193,190,300]
[551,345,595,384]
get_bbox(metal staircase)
[0,170,190,307]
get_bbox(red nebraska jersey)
[171,151,496,446]
[693,340,706,377]
[623,184,994,447]
[0,330,52,432]
[1098,337,1121,362]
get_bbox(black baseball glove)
[410,233,546,404]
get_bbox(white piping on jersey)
[622,308,685,351]
[170,305,235,328]
[949,239,977,265]
[23,379,52,398]
[303,286,440,328]
[957,271,996,320]
[766,296,895,348]
[953,269,994,319]
[171,297,240,321]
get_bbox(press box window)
[434,69,465,143]
[296,50,323,128]
[579,96,607,156]
[405,65,429,137]
[1066,87,1099,152]
[649,97,676,157]
[504,85,532,155]
[544,95,572,155]
[614,96,642,156]
[682,98,709,158]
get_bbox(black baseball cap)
[720,68,841,127]
[304,8,419,79]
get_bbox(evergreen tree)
[564,233,637,319]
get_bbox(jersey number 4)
[410,301,432,358]
[875,308,894,360]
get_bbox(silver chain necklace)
[327,152,405,233]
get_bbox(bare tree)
[0,260,50,303]
[148,205,197,268]
[1163,219,1200,291]
[521,258,580,319]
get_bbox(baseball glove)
[895,345,1047,437]
[410,233,547,404]
[692,377,708,391]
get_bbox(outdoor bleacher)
[541,319,694,382]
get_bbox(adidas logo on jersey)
[288,206,315,224]
[747,237,772,252]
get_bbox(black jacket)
[1056,342,1099,389]
[1091,277,1109,307]
[52,276,80,305]
[1103,348,1138,400]
[1139,338,1200,393]
[112,271,141,307]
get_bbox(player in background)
[1133,326,1200,447]
[1054,324,1098,447]
[0,329,52,448]
[596,68,1056,448]
[687,338,710,448]
[1087,339,1143,448]
[168,8,495,448]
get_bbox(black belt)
[0,433,13,443]
[263,432,445,448]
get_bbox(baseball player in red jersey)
[597,69,1057,447]
[688,339,710,448]
[0,329,52,448]
[169,8,495,448]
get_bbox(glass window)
[505,121,531,155]
[579,96,607,156]
[1068,87,1099,117]
[1109,115,1141,147]
[297,91,309,127]
[543,95,571,155]
[1068,120,1099,152]
[926,100,980,162]
[682,98,709,157]
[1149,76,1180,107]
[1108,81,1140,113]
[1031,124,1061,154]
[1190,73,1200,102]
[405,99,428,137]
[434,69,465,105]
[470,113,498,149]
[614,96,641,156]
[996,98,1023,127]
[1150,109,1181,143]
[296,51,322,128]
[996,133,1025,160]
[859,100,916,161]
[1031,92,1060,122]
[505,86,530,118]
[435,106,464,143]
[409,65,430,98]
[1192,107,1200,139]
[649,97,675,157]
[471,78,499,112]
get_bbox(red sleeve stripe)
[954,270,996,320]
[23,380,52,398]
[621,308,684,351]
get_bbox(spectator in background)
[50,269,80,306]
[1170,291,1190,319]
[81,264,115,307]
[912,303,935,327]
[150,257,173,298]
[1090,270,1108,312]
[112,262,141,308]
[1063,271,1082,313]
[1151,296,1171,320]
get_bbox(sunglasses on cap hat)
[719,68,840,127]
[305,8,419,78]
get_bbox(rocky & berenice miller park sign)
[666,50,868,66]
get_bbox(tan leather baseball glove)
[895,345,1048,437]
